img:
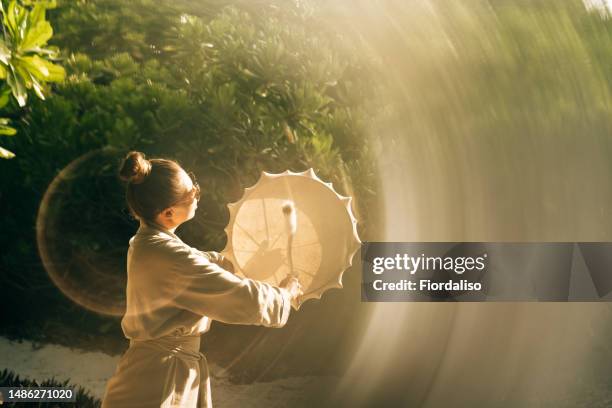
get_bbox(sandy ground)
[0,337,338,407]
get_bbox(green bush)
[0,0,66,158]
[0,0,378,356]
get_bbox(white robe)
[102,221,292,407]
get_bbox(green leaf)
[21,20,53,51]
[0,145,15,159]
[0,117,16,135]
[0,88,10,107]
[5,1,18,38]
[27,2,46,29]
[16,4,28,42]
[19,55,65,82]
[27,71,45,99]
[0,39,11,65]
[7,67,27,106]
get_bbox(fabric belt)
[129,335,211,408]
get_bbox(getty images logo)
[371,253,488,275]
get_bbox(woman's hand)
[217,256,235,273]
[279,276,303,309]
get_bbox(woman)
[102,151,302,408]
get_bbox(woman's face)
[174,170,199,221]
[155,169,200,229]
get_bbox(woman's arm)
[167,242,293,328]
[198,250,235,273]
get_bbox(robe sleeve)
[199,250,235,273]
[167,242,292,328]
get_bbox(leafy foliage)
[4,2,377,249]
[0,0,378,362]
[0,0,65,158]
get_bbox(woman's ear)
[164,208,174,219]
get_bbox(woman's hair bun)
[119,151,152,184]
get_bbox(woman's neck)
[142,219,179,234]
